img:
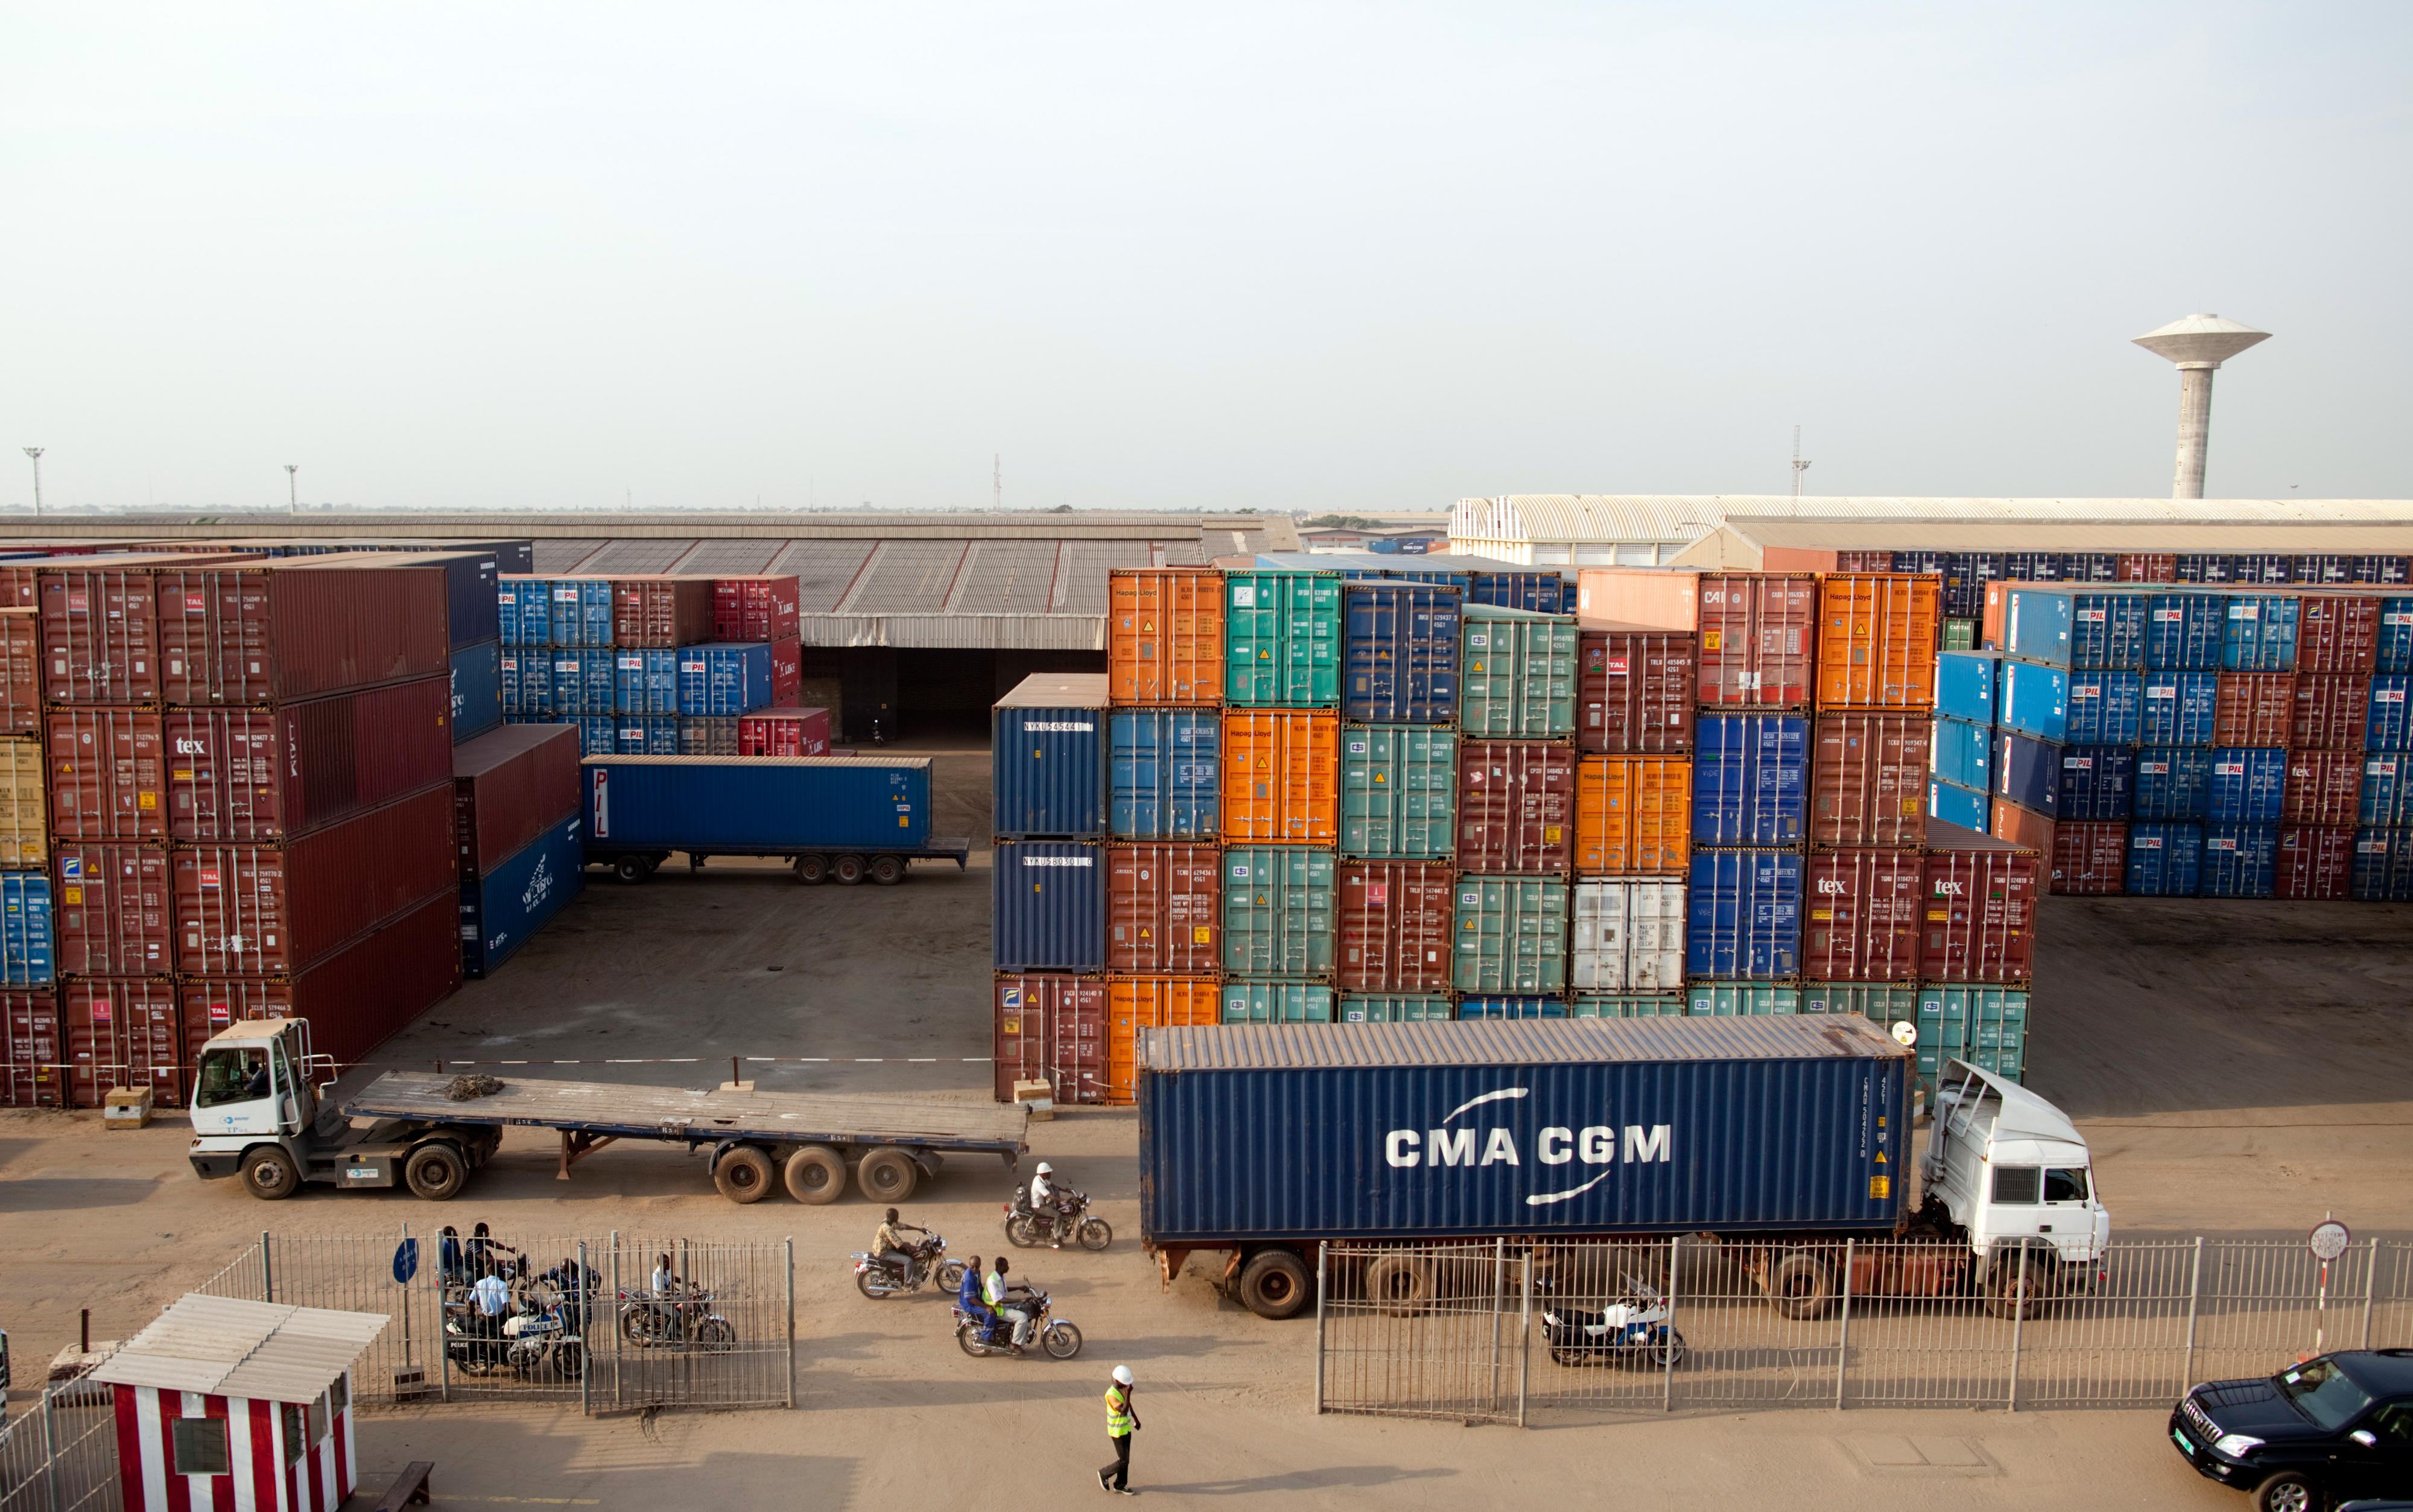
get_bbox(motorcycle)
[1537,1271,1686,1369]
[1004,1183,1112,1252]
[617,1285,737,1351]
[951,1286,1082,1359]
[444,1295,586,1379]
[851,1233,969,1300]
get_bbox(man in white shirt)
[984,1257,1032,1351]
[468,1266,513,1367]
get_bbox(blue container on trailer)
[614,716,678,754]
[2198,823,2277,898]
[992,841,1104,972]
[549,580,615,648]
[2206,748,2287,822]
[1997,660,2068,742]
[2138,670,2219,746]
[676,643,775,717]
[2132,748,2212,821]
[614,648,679,716]
[0,874,54,986]
[1933,652,2001,726]
[1134,1015,1910,1243]
[2351,827,2413,902]
[2143,593,2226,670]
[2377,599,2413,674]
[2221,595,2300,671]
[2064,671,2142,744]
[1109,710,1219,839]
[1341,583,1460,723]
[2125,823,2203,897]
[1691,715,1808,846]
[574,716,616,756]
[585,753,937,862]
[451,640,504,743]
[2055,745,2136,821]
[2068,593,2147,669]
[2368,675,2412,751]
[1687,849,1802,980]
[1999,589,2073,666]
[459,814,586,979]
[1929,779,1990,833]
[1994,732,2063,818]
[992,676,1108,840]
[1930,717,1993,791]
[1457,998,1567,1019]
[2361,753,2413,826]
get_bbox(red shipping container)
[1107,844,1220,974]
[452,723,585,880]
[715,575,801,644]
[0,565,34,609]
[1833,552,1895,572]
[1457,740,1577,875]
[1920,820,2037,982]
[1577,629,1696,753]
[1,990,62,1107]
[1803,850,1924,982]
[2284,750,2362,826]
[768,637,802,707]
[64,979,184,1107]
[180,888,462,1073]
[2214,673,2295,747]
[37,554,227,703]
[2275,824,2354,901]
[153,563,449,705]
[165,675,454,842]
[1337,860,1454,992]
[53,843,174,976]
[0,610,35,735]
[2117,554,2178,583]
[2295,595,2380,675]
[2048,819,2128,896]
[2290,674,2370,751]
[46,709,166,840]
[1696,573,1818,710]
[991,974,1108,1104]
[1811,712,1930,848]
[173,783,457,975]
[609,576,715,648]
[737,708,831,758]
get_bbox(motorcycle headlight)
[2212,1434,2264,1460]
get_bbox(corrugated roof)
[91,1294,387,1402]
[1451,495,2413,545]
[1140,1014,1903,1072]
[1675,518,2413,566]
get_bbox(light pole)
[285,465,299,514]
[21,449,42,516]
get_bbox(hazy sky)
[4,4,2408,513]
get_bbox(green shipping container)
[1340,995,1454,1022]
[1222,846,1337,976]
[1914,985,2029,1092]
[1942,618,1977,651]
[1568,994,1687,1017]
[1685,984,1804,1016]
[1459,605,1580,737]
[1340,726,1456,858]
[1451,878,1569,993]
[1221,979,1335,1022]
[1799,982,1920,1029]
[1225,572,1342,707]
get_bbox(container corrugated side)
[2296,595,2380,674]
[1812,712,1930,848]
[2140,671,2219,746]
[1570,879,1684,992]
[0,610,36,735]
[1572,756,1689,875]
[1456,740,1576,875]
[2350,827,2413,902]
[62,980,179,1106]
[2144,593,2227,670]
[1111,710,1219,840]
[1685,850,1801,980]
[1920,826,2037,984]
[1336,860,1452,992]
[1577,629,1695,753]
[1340,995,1455,1022]
[454,724,584,879]
[583,757,933,851]
[281,549,499,650]
[0,736,43,869]
[1802,850,1921,982]
[1,988,62,1106]
[2198,823,2274,897]
[1815,574,1938,709]
[451,641,504,743]
[993,975,1108,1104]
[45,709,166,841]
[52,843,173,976]
[1106,976,1219,1104]
[165,677,454,842]
[460,814,585,978]
[154,565,451,705]
[992,704,1107,840]
[1220,711,1337,843]
[1341,584,1459,724]
[1691,716,1807,847]
[2284,750,2362,827]
[2362,754,2413,827]
[1458,607,1578,737]
[1222,571,1339,707]
[1696,573,1817,710]
[0,875,52,986]
[1217,980,1334,1022]
[991,842,1105,973]
[1220,846,1335,978]
[1339,726,1453,858]
[1452,878,1568,993]
[1110,568,1223,706]
[177,888,461,1074]
[1107,844,1220,975]
[2275,824,2354,900]
[1684,984,1804,1016]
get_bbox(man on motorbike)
[957,1254,988,1324]
[984,1256,1033,1352]
[870,1207,928,1279]
[1030,1162,1075,1248]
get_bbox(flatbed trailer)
[588,837,972,885]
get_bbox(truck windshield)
[195,1049,273,1109]
[2277,1358,2372,1431]
[2044,1167,2089,1202]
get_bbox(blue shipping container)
[676,643,775,717]
[548,580,615,648]
[1930,779,1990,833]
[1997,660,2068,742]
[460,814,586,978]
[1133,1015,1910,1242]
[0,874,53,986]
[1110,710,1219,839]
[2064,671,2142,744]
[2370,675,2411,751]
[2351,827,2413,902]
[2132,748,2212,821]
[1692,715,1807,846]
[356,550,499,650]
[1933,652,2000,726]
[2176,555,2239,585]
[993,691,1108,841]
[2199,823,2277,897]
[501,581,553,648]
[2138,671,2219,747]
[2000,589,2073,666]
[451,640,503,743]
[1463,571,1570,614]
[2066,554,2122,583]
[1342,584,1460,724]
[2055,744,2136,821]
[2125,823,2203,897]
[614,648,679,716]
[1930,717,1993,791]
[2234,554,2293,586]
[2221,595,2300,671]
[573,716,616,757]
[2378,599,2413,674]
[992,841,1105,972]
[1687,850,1801,980]
[1994,732,2062,818]
[2361,753,2412,826]
[585,755,934,852]
[1457,998,1567,1019]
[501,651,543,716]
[2143,594,2227,670]
[2207,748,2287,822]
[614,716,678,754]
[2069,593,2147,670]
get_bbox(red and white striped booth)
[90,1292,387,1512]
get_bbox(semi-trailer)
[1137,1015,2109,1320]
[579,754,971,884]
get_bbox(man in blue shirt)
[957,1254,989,1336]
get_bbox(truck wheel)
[1363,1253,1436,1317]
[1238,1250,1311,1320]
[869,855,905,885]
[855,1146,918,1201]
[793,854,829,885]
[1768,1253,1836,1320]
[242,1145,301,1201]
[1987,1254,2052,1320]
[784,1145,846,1204]
[714,1145,775,1204]
[404,1143,469,1201]
[613,855,650,884]
[831,855,868,885]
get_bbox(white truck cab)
[1921,1058,2111,1276]
[190,1018,332,1145]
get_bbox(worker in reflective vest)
[1098,1365,1141,1495]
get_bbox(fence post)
[610,1232,623,1410]
[1834,1239,1854,1411]
[2006,1245,2029,1412]
[784,1237,796,1411]
[1517,1244,1532,1429]
[260,1230,273,1304]
[1662,1235,1679,1413]
[2181,1236,2204,1388]
[1313,1244,1328,1416]
[2362,1237,2380,1350]
[40,1383,61,1512]
[1489,1238,1505,1416]
[579,1241,592,1418]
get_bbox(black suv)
[2170,1350,2413,1511]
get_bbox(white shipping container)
[1570,879,1685,991]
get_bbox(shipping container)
[1814,575,1939,710]
[1220,711,1338,843]
[51,844,171,976]
[45,709,166,841]
[1696,572,1817,710]
[2369,675,2412,751]
[2207,748,2288,822]
[1572,756,1689,874]
[2127,822,2205,896]
[2350,827,2413,902]
[63,979,181,1107]
[2380,599,2413,674]
[2362,754,2412,827]
[2296,557,2356,586]
[992,674,1108,840]
[2296,595,2381,674]
[460,814,585,978]
[713,575,801,645]
[2357,557,2412,585]
[1222,571,1340,707]
[2134,748,2213,821]
[500,650,541,716]
[452,723,583,880]
[451,640,503,742]
[2198,823,2275,899]
[498,580,545,647]
[1219,979,1335,1023]
[0,610,36,735]
[1573,568,1700,631]
[676,643,773,716]
[1986,792,2052,852]
[992,975,1108,1104]
[1338,726,1454,858]
[1221,846,1334,978]
[1110,568,1223,706]
[737,708,831,758]
[1810,712,1929,848]
[281,549,499,650]
[2285,750,2364,827]
[0,874,53,986]
[1929,779,1989,833]
[1457,998,1566,1019]
[2222,595,2300,671]
[1891,551,1951,576]
[2215,672,2296,747]
[36,554,247,703]
[2065,671,2142,744]
[1576,628,1696,753]
[1106,976,1220,1103]
[992,841,1105,973]
[0,736,42,869]
[584,754,939,855]
[547,578,617,647]
[613,716,677,754]
[1452,878,1569,993]
[767,638,801,707]
[2049,819,2128,896]
[1111,710,1219,840]
[2119,554,2178,584]
[675,715,739,756]
[0,990,61,1107]
[1941,619,1977,651]
[1685,850,1799,980]
[1997,659,2069,742]
[1994,732,2061,818]
[151,563,450,706]
[2002,552,2064,584]
[1799,982,1919,1030]
[1942,554,2005,619]
[607,577,714,648]
[2139,670,2221,746]
[1992,586,2072,667]
[1832,552,1894,573]
[2176,555,2239,585]
[2237,555,2295,586]
[1934,652,2000,726]
[1463,569,1570,613]
[1106,844,1221,975]
[2276,825,2354,900]
[549,649,615,715]
[2054,744,2136,822]
[1336,860,1453,992]
[1930,716,1993,792]
[163,677,454,843]
[613,647,679,715]
[1340,995,1456,1022]
[1568,993,1685,1017]
[2144,593,2227,670]
[2292,674,2371,750]
[1459,606,1579,736]
[1692,715,1807,847]
[1342,583,1459,723]
[1801,849,1922,981]
[2068,593,2149,671]
[1920,821,2035,984]
[2067,554,2123,584]
[1914,986,2029,1089]
[1456,740,1576,874]
[1684,984,1805,1016]
[1570,878,1684,992]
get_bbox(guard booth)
[90,1292,387,1512]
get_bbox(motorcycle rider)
[957,1253,988,1329]
[1030,1162,1074,1248]
[985,1256,1033,1353]
[870,1207,928,1280]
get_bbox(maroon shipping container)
[180,888,462,1073]
[715,575,801,644]
[0,610,35,735]
[2290,674,2370,751]
[1337,860,1454,992]
[991,974,1107,1104]
[1832,552,1895,572]
[63,979,184,1107]
[36,554,227,703]
[173,783,457,975]
[0,565,35,609]
[2275,824,2354,901]
[2214,673,2296,748]
[46,709,166,840]
[610,577,715,648]
[2049,821,2128,896]
[0,990,62,1107]
[1106,844,1220,975]
[737,708,831,758]
[1457,741,1577,875]
[53,843,174,977]
[1803,850,1923,982]
[769,637,802,707]
[1696,573,1818,710]
[452,723,584,880]
[1920,819,2037,983]
[165,675,454,842]
[2116,554,2178,583]
[1811,712,1930,848]
[153,563,449,706]
[1577,628,1696,754]
[2284,750,2362,826]
[2295,595,2380,675]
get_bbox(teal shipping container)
[1339,726,1455,857]
[1110,709,1220,838]
[1451,877,1569,993]
[1220,979,1334,1022]
[1220,846,1336,976]
[1684,984,1803,1016]
[1340,995,1454,1022]
[1914,985,2029,1091]
[1569,994,1687,1017]
[1459,997,1565,1019]
[1457,605,1579,737]
[1223,572,1340,707]
[1799,982,1919,1028]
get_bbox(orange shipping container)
[1109,568,1223,705]
[1106,976,1219,1104]
[1106,844,1220,974]
[1574,569,1700,631]
[1573,757,1690,875]
[1816,575,1940,710]
[1221,710,1338,842]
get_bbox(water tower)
[2132,314,2270,499]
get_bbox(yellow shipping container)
[0,736,45,868]
[1106,976,1220,1104]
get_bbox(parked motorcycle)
[1537,1271,1685,1369]
[952,1286,1082,1359]
[851,1233,969,1300]
[1004,1183,1112,1252]
[617,1285,737,1351]
[445,1295,586,1379]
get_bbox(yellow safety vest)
[1105,1385,1134,1437]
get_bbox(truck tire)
[869,855,905,885]
[1987,1252,2052,1320]
[1238,1250,1311,1320]
[831,855,868,886]
[404,1143,469,1201]
[1363,1253,1436,1317]
[714,1145,775,1204]
[242,1145,301,1201]
[784,1145,846,1203]
[1768,1252,1836,1320]
[614,855,650,884]
[794,854,829,885]
[855,1146,917,1202]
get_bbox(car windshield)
[2275,1358,2373,1431]
[194,1048,272,1109]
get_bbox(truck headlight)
[2212,1434,2263,1459]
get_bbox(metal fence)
[1317,1236,2413,1424]
[0,1378,120,1512]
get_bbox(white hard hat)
[1112,1365,1134,1386]
[1036,1162,1053,1174]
